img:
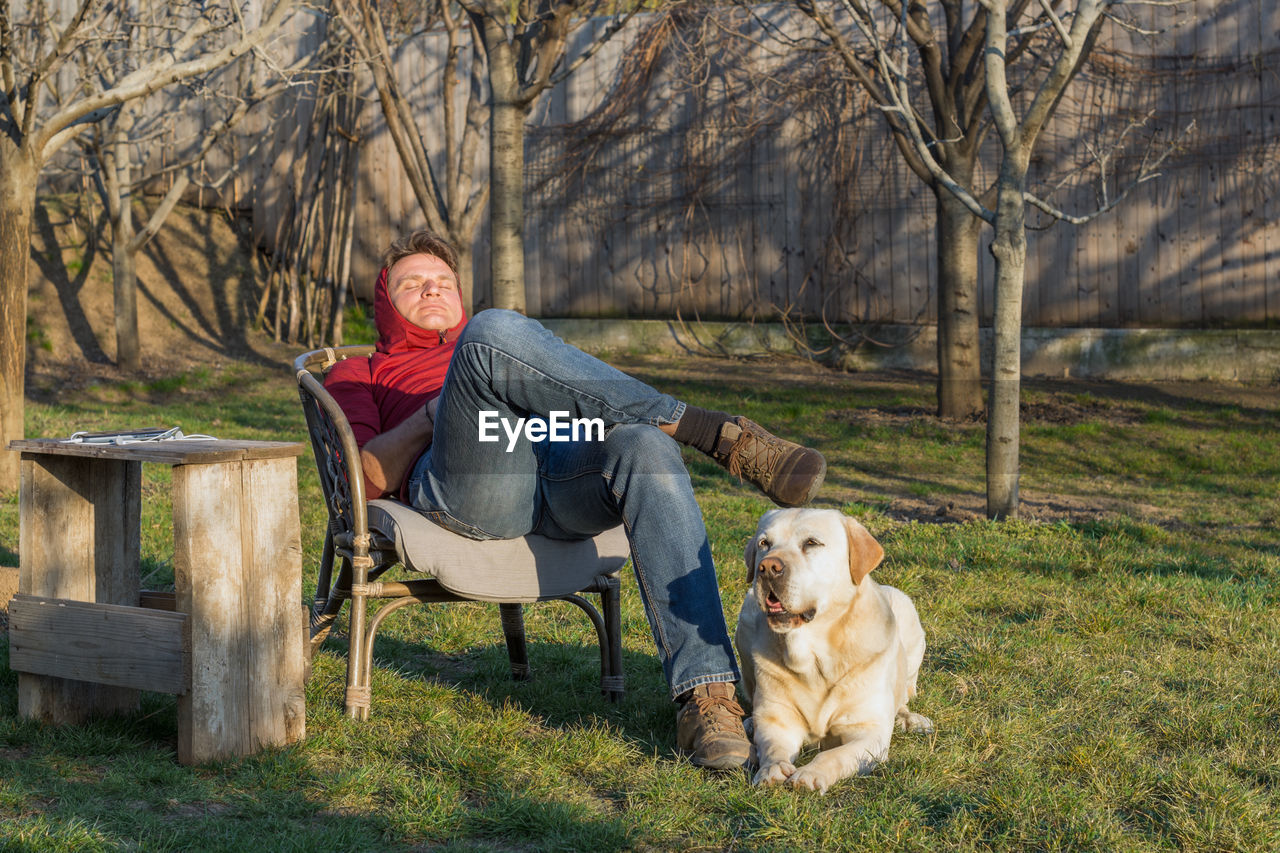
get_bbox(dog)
[735,508,933,794]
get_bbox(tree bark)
[103,127,141,371]
[985,153,1030,519]
[0,144,38,492]
[489,92,527,314]
[935,186,984,420]
[455,242,475,314]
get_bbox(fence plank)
[202,3,1280,330]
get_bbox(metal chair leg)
[500,603,531,681]
[345,562,372,720]
[600,574,624,701]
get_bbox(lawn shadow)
[138,208,282,371]
[30,201,110,365]
[322,631,674,749]
[0,702,413,850]
[0,640,638,850]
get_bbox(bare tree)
[80,72,284,370]
[0,0,298,491]
[807,0,1183,516]
[458,0,639,311]
[333,0,489,311]
[247,14,365,350]
[791,0,1001,419]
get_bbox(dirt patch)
[878,492,1175,526]
[826,398,1144,429]
[25,197,296,400]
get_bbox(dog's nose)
[758,556,785,577]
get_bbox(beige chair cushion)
[367,499,631,602]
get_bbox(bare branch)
[1025,118,1195,225]
[546,9,640,92]
[37,0,298,160]
[1035,0,1073,47]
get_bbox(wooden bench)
[6,438,307,764]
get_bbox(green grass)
[2,352,1278,851]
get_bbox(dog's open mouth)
[763,591,815,627]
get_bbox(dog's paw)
[786,765,834,796]
[752,761,795,787]
[898,711,935,734]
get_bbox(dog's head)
[742,508,884,633]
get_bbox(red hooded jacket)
[324,266,467,499]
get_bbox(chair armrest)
[295,347,379,546]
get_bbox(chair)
[295,346,630,720]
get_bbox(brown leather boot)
[676,682,751,771]
[713,417,826,507]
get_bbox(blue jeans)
[406,309,740,698]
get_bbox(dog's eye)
[758,537,771,551]
[802,537,823,551]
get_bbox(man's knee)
[459,308,533,348]
[606,425,690,493]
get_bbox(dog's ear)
[843,515,884,586]
[743,536,758,584]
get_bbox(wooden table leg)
[172,457,306,764]
[17,454,141,722]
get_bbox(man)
[326,229,826,771]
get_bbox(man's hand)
[359,398,436,499]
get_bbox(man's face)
[387,253,464,332]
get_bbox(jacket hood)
[373,265,468,354]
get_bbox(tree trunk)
[489,91,527,314]
[112,225,140,371]
[106,129,141,372]
[454,241,476,315]
[985,156,1030,519]
[0,144,38,493]
[935,189,984,420]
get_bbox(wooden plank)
[1134,177,1162,325]
[783,113,807,319]
[1264,0,1280,323]
[17,455,141,723]
[1085,83,1116,327]
[172,458,305,764]
[1194,0,1227,325]
[903,174,930,324]
[1048,195,1078,327]
[1023,205,1045,327]
[140,590,177,611]
[1176,164,1205,326]
[240,457,307,751]
[12,439,303,464]
[1115,80,1144,328]
[1231,0,1269,324]
[9,595,187,695]
[1214,3,1251,322]
[1154,151,1183,327]
[173,461,253,764]
[1079,202,1105,328]
[760,123,788,320]
[868,165,893,323]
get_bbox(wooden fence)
[233,1,1279,329]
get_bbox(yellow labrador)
[735,508,933,794]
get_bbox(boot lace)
[691,693,746,735]
[725,423,784,489]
